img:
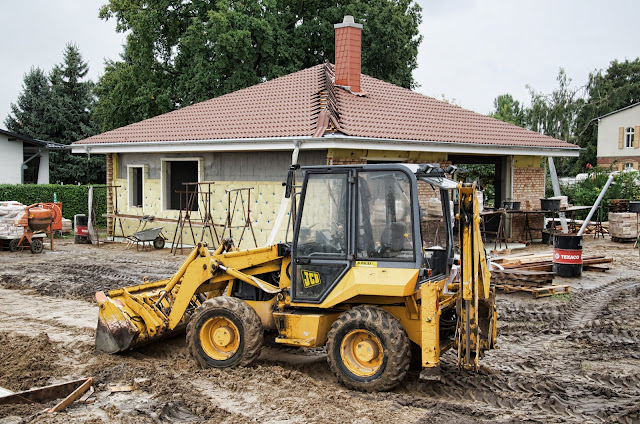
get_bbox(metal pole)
[548,157,569,233]
[578,174,614,237]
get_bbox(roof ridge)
[312,63,344,138]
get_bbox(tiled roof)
[75,63,577,150]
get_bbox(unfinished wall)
[510,156,545,240]
[109,150,327,247]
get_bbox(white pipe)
[577,174,614,237]
[266,141,300,246]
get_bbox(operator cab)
[287,163,456,304]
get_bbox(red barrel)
[553,234,582,277]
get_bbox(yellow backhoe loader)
[95,164,496,391]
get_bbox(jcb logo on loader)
[301,270,321,288]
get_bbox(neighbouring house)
[596,102,640,170]
[72,16,580,245]
[0,129,63,184]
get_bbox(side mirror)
[284,169,294,198]
[283,164,300,198]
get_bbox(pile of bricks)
[0,202,25,238]
[609,212,637,240]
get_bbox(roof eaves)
[593,102,640,121]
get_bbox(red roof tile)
[75,63,577,150]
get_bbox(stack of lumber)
[489,252,613,297]
[0,202,25,238]
[609,213,637,241]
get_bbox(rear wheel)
[153,236,165,250]
[326,306,410,392]
[30,238,43,254]
[8,239,19,252]
[187,297,263,368]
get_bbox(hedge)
[0,184,107,226]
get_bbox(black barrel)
[553,234,582,277]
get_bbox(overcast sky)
[1,0,639,129]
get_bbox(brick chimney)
[334,15,363,93]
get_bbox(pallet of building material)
[609,212,637,239]
[494,283,571,298]
[491,269,555,286]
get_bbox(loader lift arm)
[95,240,285,353]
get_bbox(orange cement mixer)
[11,203,58,254]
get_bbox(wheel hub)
[355,339,379,362]
[341,329,384,377]
[213,326,235,347]
[199,317,240,360]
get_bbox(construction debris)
[490,252,613,298]
[0,377,92,409]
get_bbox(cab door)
[291,170,353,303]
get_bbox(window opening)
[625,127,635,148]
[130,167,143,208]
[165,161,198,210]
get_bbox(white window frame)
[625,127,635,148]
[624,162,634,171]
[127,164,147,211]
[160,157,204,211]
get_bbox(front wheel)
[187,297,263,368]
[326,306,410,392]
[30,238,43,254]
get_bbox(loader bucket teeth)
[95,316,138,353]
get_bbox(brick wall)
[106,153,114,235]
[511,166,545,240]
[598,156,640,170]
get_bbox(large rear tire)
[187,297,263,368]
[326,306,410,392]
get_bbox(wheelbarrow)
[126,226,166,251]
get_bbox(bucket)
[553,234,582,277]
[501,200,521,210]
[541,198,561,211]
[629,201,640,213]
[541,230,554,245]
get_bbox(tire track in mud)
[402,278,640,423]
[562,277,640,329]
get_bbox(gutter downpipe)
[266,140,301,246]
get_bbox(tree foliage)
[489,93,526,127]
[5,44,104,185]
[94,0,423,132]
[490,60,640,176]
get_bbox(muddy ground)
[0,237,638,423]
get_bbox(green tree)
[489,93,526,127]
[5,45,104,185]
[5,67,54,139]
[94,0,423,132]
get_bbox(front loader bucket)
[96,311,138,354]
[94,279,196,353]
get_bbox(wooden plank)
[583,265,610,272]
[0,378,89,406]
[46,378,93,413]
[494,283,570,298]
